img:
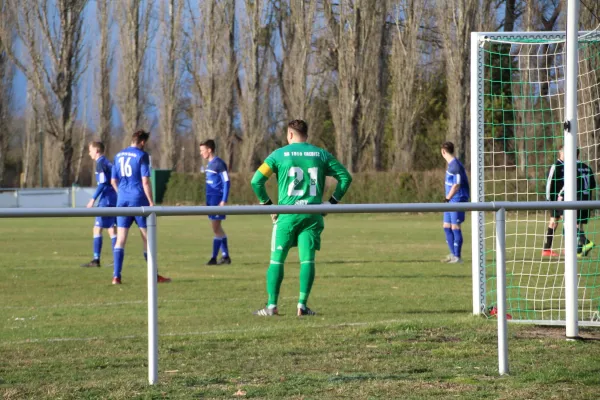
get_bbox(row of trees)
[0,0,598,187]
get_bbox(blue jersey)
[445,158,470,202]
[112,146,151,204]
[92,155,117,206]
[205,157,230,203]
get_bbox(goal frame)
[470,29,599,330]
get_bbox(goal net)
[471,30,600,325]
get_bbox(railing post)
[496,208,509,375]
[147,212,158,384]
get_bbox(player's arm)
[90,164,109,205]
[142,177,154,206]
[590,171,597,200]
[141,154,154,206]
[219,162,231,205]
[444,163,461,202]
[325,155,352,204]
[545,165,556,201]
[445,184,460,202]
[110,162,119,193]
[251,160,275,205]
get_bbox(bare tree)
[157,0,185,169]
[436,0,480,161]
[273,0,318,120]
[184,0,236,170]
[323,0,388,172]
[0,0,89,187]
[388,0,429,171]
[22,84,38,187]
[96,0,113,147]
[0,15,14,186]
[114,0,154,142]
[236,0,273,172]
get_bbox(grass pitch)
[1,213,599,399]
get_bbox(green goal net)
[472,30,600,325]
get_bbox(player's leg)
[112,216,132,284]
[207,217,229,265]
[448,212,465,264]
[542,211,561,256]
[136,217,171,282]
[107,219,117,250]
[254,221,293,316]
[216,218,231,264]
[442,212,455,262]
[296,218,323,316]
[81,219,104,267]
[577,210,594,257]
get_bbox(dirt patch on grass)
[514,326,600,341]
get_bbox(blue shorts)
[94,200,116,228]
[207,196,226,221]
[116,198,148,229]
[95,216,116,229]
[443,211,466,225]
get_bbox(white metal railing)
[2,200,600,382]
[0,186,96,208]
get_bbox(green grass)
[1,214,599,399]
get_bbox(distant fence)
[0,187,95,208]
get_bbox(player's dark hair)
[441,141,454,155]
[199,139,216,153]
[288,120,308,137]
[132,130,150,144]
[89,141,105,154]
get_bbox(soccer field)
[1,213,599,399]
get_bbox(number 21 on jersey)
[288,166,317,196]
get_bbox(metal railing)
[2,200,599,381]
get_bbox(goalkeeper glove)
[261,199,277,223]
[444,197,450,203]
[322,197,338,217]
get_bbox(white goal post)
[470,12,600,332]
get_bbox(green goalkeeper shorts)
[271,214,324,259]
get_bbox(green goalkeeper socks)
[298,261,315,306]
[266,262,284,307]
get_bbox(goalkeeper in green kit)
[251,120,352,316]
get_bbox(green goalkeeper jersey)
[251,142,352,206]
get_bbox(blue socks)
[93,236,102,260]
[444,228,464,258]
[93,235,117,261]
[221,236,229,257]
[453,229,463,258]
[212,237,223,259]
[144,252,147,262]
[444,227,454,255]
[113,247,124,278]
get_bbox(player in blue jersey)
[80,141,117,268]
[110,130,171,284]
[441,142,470,264]
[199,139,231,265]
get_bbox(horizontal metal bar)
[2,201,600,218]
